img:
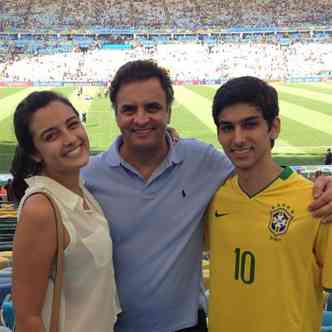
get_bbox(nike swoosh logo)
[215,211,229,218]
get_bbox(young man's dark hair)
[212,76,279,147]
[109,59,174,112]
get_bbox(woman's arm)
[12,193,57,332]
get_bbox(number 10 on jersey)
[234,248,256,284]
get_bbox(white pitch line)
[0,87,40,122]
[174,85,215,130]
[274,84,332,104]
[279,100,332,135]
[315,82,332,90]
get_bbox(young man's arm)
[315,222,332,293]
[202,206,212,291]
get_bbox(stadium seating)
[322,311,332,331]
[1,39,332,82]
[0,0,331,82]
[328,293,332,311]
[0,293,14,331]
[1,0,332,33]
[0,202,17,252]
[0,268,11,309]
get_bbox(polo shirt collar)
[25,175,83,210]
[105,134,184,167]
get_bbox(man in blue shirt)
[82,60,332,332]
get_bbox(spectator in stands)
[325,148,332,165]
[0,185,6,201]
[10,91,120,332]
[4,179,14,202]
[81,59,332,332]
[206,76,332,332]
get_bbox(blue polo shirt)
[81,136,233,332]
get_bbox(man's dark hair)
[212,76,279,130]
[109,59,174,112]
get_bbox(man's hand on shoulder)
[166,127,180,144]
[309,175,332,223]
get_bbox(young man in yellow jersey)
[205,76,332,332]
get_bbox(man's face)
[115,78,170,153]
[217,103,280,172]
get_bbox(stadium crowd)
[1,1,332,331]
[0,0,331,81]
[1,39,332,82]
[1,0,332,32]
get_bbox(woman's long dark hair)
[10,91,78,202]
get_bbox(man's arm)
[309,176,332,223]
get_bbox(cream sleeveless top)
[17,176,121,332]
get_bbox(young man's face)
[115,77,170,153]
[217,103,280,172]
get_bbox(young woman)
[11,91,120,332]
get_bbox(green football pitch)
[0,82,331,172]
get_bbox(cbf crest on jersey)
[268,204,294,239]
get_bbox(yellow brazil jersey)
[206,167,332,332]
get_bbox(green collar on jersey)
[279,166,293,181]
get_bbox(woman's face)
[29,100,90,179]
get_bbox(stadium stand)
[0,292,14,331]
[0,202,16,252]
[322,311,332,331]
[0,272,13,331]
[0,2,332,329]
[0,0,331,82]
[0,198,14,330]
[1,39,332,82]
[328,293,332,311]
[1,0,332,32]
